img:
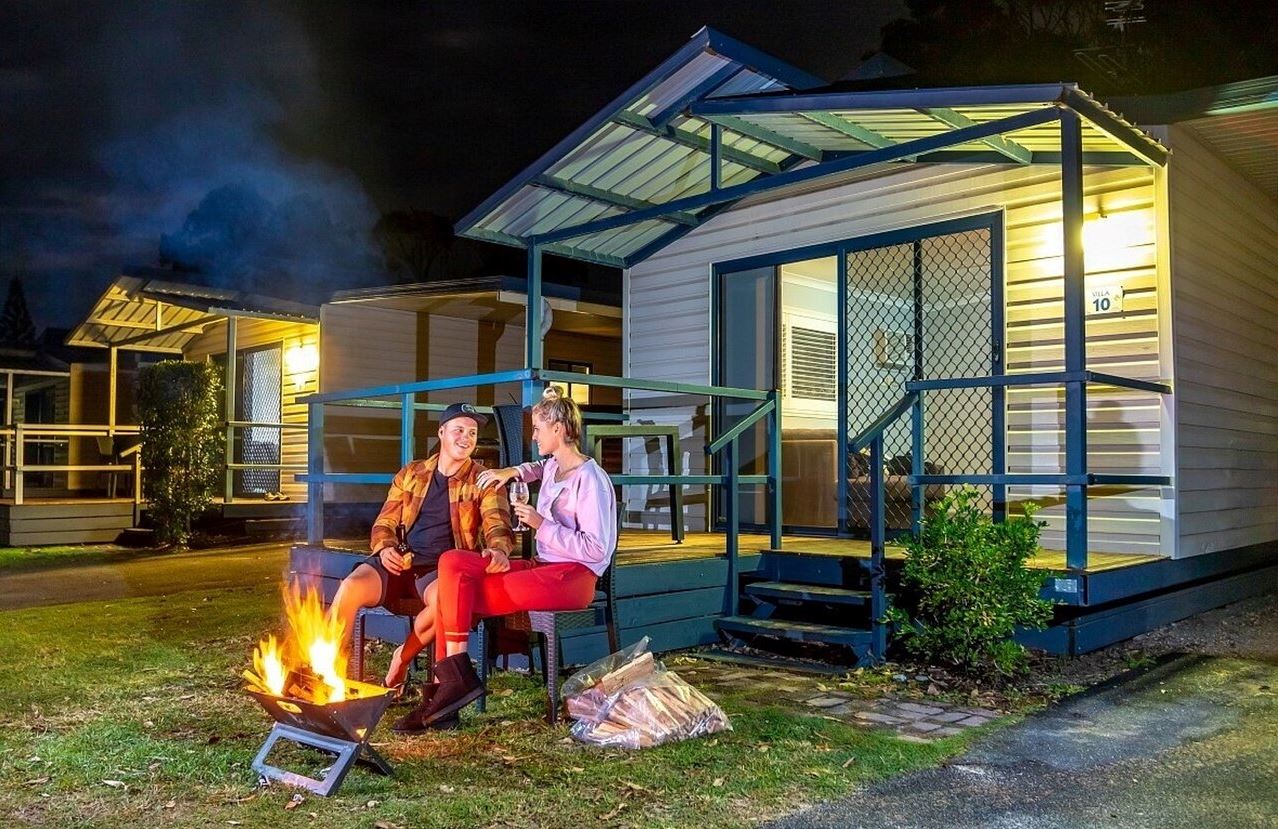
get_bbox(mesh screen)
[844,228,995,531]
[240,347,282,495]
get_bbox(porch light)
[1083,209,1149,269]
[285,344,319,384]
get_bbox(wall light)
[285,344,319,386]
[1083,208,1150,271]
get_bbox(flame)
[245,582,349,704]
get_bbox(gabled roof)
[454,27,824,268]
[457,28,1167,271]
[66,271,318,353]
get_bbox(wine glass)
[509,480,530,532]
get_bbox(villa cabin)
[297,29,1278,662]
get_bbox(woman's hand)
[476,466,518,490]
[482,548,511,573]
[512,501,543,530]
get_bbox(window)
[784,324,838,401]
[547,359,591,405]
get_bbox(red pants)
[435,549,598,660]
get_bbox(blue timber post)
[523,241,546,408]
[836,249,850,535]
[911,239,925,534]
[1061,109,1089,571]
[306,400,324,545]
[723,439,739,616]
[710,123,722,191]
[991,219,1007,523]
[869,434,887,661]
[400,393,414,467]
[766,389,782,550]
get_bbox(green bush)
[887,487,1053,677]
[137,361,223,546]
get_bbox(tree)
[878,0,1278,96]
[0,277,37,348]
[138,360,223,546]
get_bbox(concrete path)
[0,542,292,611]
[767,654,1278,829]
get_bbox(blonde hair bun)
[542,385,563,401]
[531,384,582,444]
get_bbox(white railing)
[0,423,144,509]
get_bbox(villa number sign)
[1088,285,1124,315]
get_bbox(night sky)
[2,1,904,331]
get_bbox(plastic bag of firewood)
[569,669,732,749]
[561,636,662,703]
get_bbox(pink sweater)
[515,457,617,577]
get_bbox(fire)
[244,582,349,704]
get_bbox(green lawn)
[0,583,977,829]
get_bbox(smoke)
[91,3,380,302]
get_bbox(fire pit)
[246,670,393,796]
[243,583,394,796]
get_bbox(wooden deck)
[610,530,1163,574]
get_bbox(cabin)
[296,28,1278,662]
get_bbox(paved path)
[767,654,1278,829]
[0,543,292,611]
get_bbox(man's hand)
[378,546,408,575]
[512,501,543,530]
[476,467,518,490]
[482,548,511,574]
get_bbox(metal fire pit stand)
[251,722,392,797]
[247,673,395,798]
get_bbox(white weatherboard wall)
[625,161,1173,555]
[1167,125,1278,557]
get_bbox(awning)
[66,270,319,353]
[456,27,1166,270]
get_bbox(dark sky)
[1,1,908,332]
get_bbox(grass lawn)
[0,544,142,574]
[0,583,981,829]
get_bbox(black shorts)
[362,557,439,616]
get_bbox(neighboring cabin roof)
[330,276,622,338]
[0,347,69,376]
[1111,75,1278,202]
[456,27,1166,271]
[66,270,319,353]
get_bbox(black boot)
[391,681,461,732]
[415,653,485,726]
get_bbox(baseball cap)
[439,402,489,428]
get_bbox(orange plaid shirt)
[369,455,514,557]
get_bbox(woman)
[395,385,617,730]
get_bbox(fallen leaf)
[374,821,405,829]
[816,683,830,691]
[842,757,857,768]
[567,767,585,773]
[439,784,455,794]
[712,778,724,787]
[757,744,770,753]
[622,781,648,792]
[228,822,242,827]
[365,800,379,809]
[496,689,514,697]
[22,777,49,786]
[284,793,305,811]
[601,801,627,821]
[102,779,127,789]
[163,801,176,809]
[177,694,196,701]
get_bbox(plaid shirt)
[369,455,514,557]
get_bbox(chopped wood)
[599,651,655,695]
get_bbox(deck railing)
[297,368,781,615]
[0,424,144,514]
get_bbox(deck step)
[716,616,873,648]
[745,581,871,605]
[694,647,846,676]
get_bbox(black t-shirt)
[405,469,455,568]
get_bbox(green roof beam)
[613,111,783,175]
[462,227,631,269]
[918,107,1033,164]
[698,114,824,161]
[532,174,699,226]
[797,111,895,149]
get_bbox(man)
[327,402,513,730]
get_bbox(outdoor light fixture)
[1082,205,1149,269]
[285,344,319,387]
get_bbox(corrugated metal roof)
[457,30,1168,269]
[1113,75,1278,201]
[66,274,318,352]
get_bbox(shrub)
[138,360,223,546]
[887,487,1053,677]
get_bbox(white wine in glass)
[509,480,530,531]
